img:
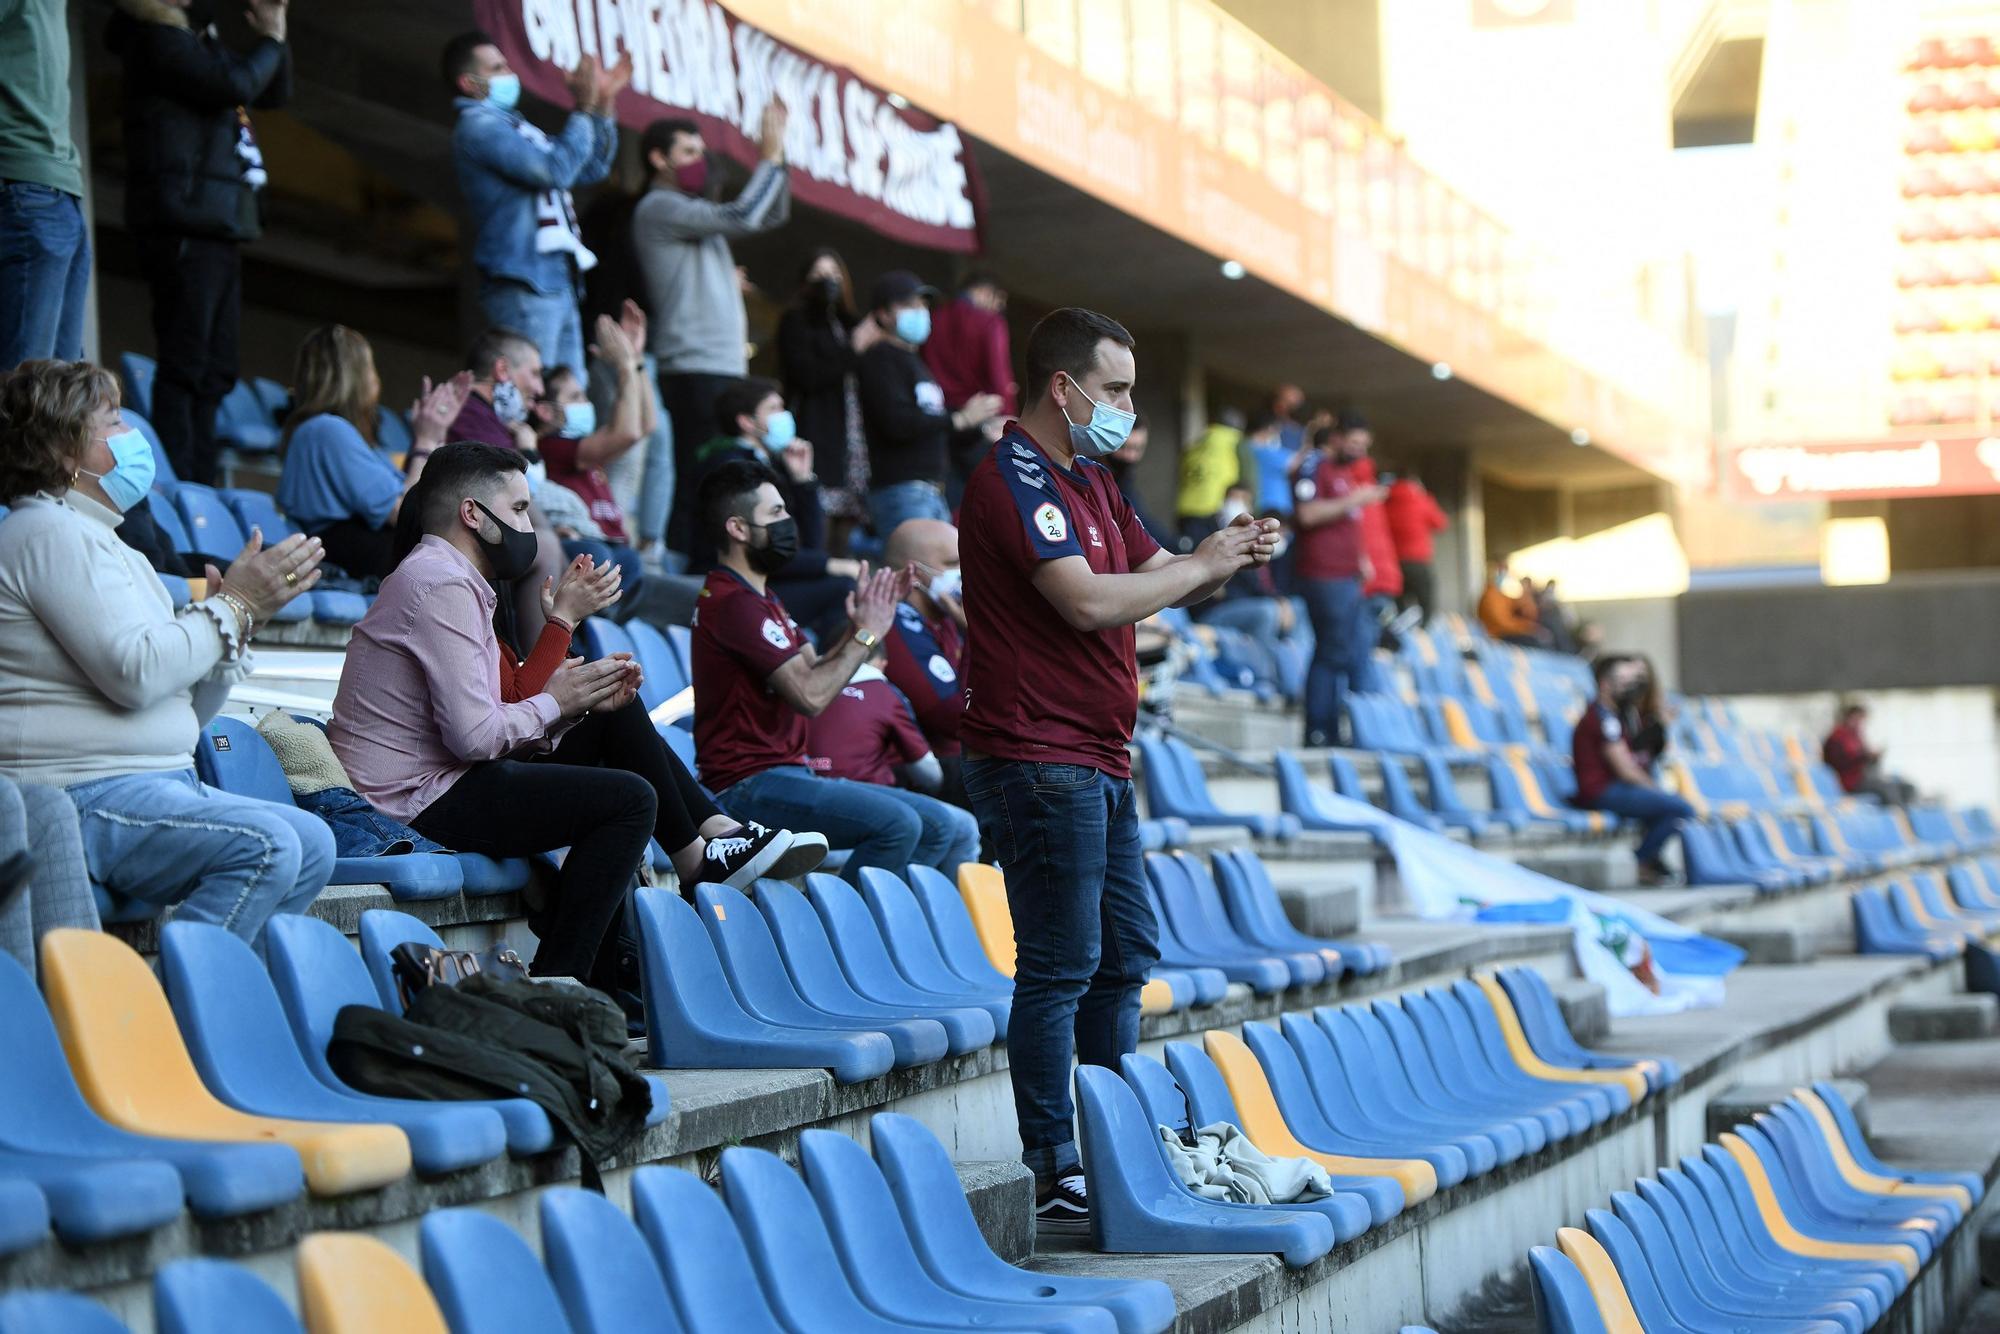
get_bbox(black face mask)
[808,276,841,309]
[473,500,538,584]
[747,517,799,574]
[1618,681,1650,707]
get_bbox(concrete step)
[1707,922,1819,965]
[959,1159,1034,1264]
[1705,1076,1869,1142]
[1889,994,2000,1043]
[1548,977,1610,1045]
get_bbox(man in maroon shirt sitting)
[880,517,967,803]
[1570,654,1695,885]
[689,459,978,882]
[1823,701,1915,804]
[805,647,943,793]
[960,307,1280,1234]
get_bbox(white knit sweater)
[0,491,248,786]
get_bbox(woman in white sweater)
[0,359,333,951]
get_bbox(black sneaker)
[1034,1173,1090,1237]
[743,821,828,879]
[695,826,792,889]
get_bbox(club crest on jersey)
[1034,502,1067,542]
[928,653,956,681]
[761,618,790,649]
[1087,524,1102,547]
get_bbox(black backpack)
[329,973,652,1189]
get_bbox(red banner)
[471,0,983,253]
[1723,435,2000,501]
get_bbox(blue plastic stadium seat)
[1364,1000,1550,1154]
[0,949,303,1218]
[0,1146,180,1245]
[755,882,997,1054]
[154,1258,303,1334]
[118,352,157,420]
[1852,886,1959,959]
[625,620,689,706]
[197,717,468,900]
[629,1166,789,1333]
[799,1128,1121,1333]
[1142,853,1293,993]
[0,1292,129,1333]
[900,863,1017,992]
[855,867,1011,1029]
[579,616,639,663]
[806,873,1011,1032]
[160,920,507,1176]
[216,380,281,454]
[376,405,413,455]
[694,883,950,1067]
[120,407,174,488]
[539,1187,685,1334]
[0,1180,47,1257]
[1133,733,1300,840]
[1497,966,1677,1090]
[1075,1064,1335,1266]
[1275,748,1385,840]
[1212,847,1389,975]
[220,490,369,624]
[870,1112,1174,1333]
[421,1209,575,1334]
[722,1146,944,1333]
[251,376,289,419]
[636,887,895,1082]
[262,914,553,1156]
[172,484,311,622]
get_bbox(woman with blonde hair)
[0,359,331,951]
[276,324,471,578]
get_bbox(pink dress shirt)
[330,536,566,823]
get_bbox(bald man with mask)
[881,519,967,803]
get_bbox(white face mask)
[928,568,962,603]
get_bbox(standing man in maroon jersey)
[959,307,1279,1235]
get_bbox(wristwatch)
[854,628,880,650]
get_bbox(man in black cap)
[858,269,1004,537]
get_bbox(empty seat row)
[1,1112,1176,1334]
[1143,849,1390,995]
[1526,1084,1978,1333]
[1852,865,2000,958]
[1070,968,1672,1267]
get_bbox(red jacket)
[922,297,1016,414]
[1352,459,1402,598]
[1386,478,1447,563]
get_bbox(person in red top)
[1570,655,1693,885]
[1292,420,1386,747]
[689,459,978,882]
[804,657,939,789]
[1822,702,1916,804]
[879,518,968,803]
[923,272,1017,503]
[960,307,1279,1234]
[1385,472,1448,624]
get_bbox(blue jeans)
[0,182,91,367]
[480,279,584,378]
[963,758,1158,1182]
[1301,575,1367,746]
[870,480,952,538]
[720,765,977,884]
[65,769,335,954]
[1591,783,1696,867]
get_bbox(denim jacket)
[452,96,617,296]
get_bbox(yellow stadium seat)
[1464,662,1499,709]
[1504,748,1609,832]
[1472,976,1649,1100]
[1200,1030,1437,1204]
[1717,1134,1920,1278]
[958,863,1173,1014]
[1438,698,1483,751]
[1668,761,1712,819]
[298,1233,448,1334]
[1555,1226,1646,1333]
[39,930,410,1196]
[1793,1089,1973,1211]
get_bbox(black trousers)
[409,700,721,982]
[659,370,740,556]
[1397,560,1436,625]
[137,233,240,486]
[317,517,398,581]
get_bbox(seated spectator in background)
[690,461,978,882]
[922,271,1017,505]
[1823,701,1916,805]
[1531,576,1577,654]
[276,324,473,579]
[1386,469,1447,625]
[691,377,860,642]
[332,444,821,995]
[634,101,791,553]
[880,518,967,803]
[450,325,567,641]
[778,247,874,553]
[1176,409,1244,552]
[0,776,99,983]
[1104,414,1166,542]
[805,646,946,794]
[1477,559,1547,646]
[859,269,1002,537]
[442,30,623,375]
[1571,655,1693,886]
[0,358,332,950]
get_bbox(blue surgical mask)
[762,408,797,451]
[894,306,931,346]
[78,428,155,512]
[1060,374,1136,455]
[486,73,522,111]
[492,379,526,426]
[560,401,595,438]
